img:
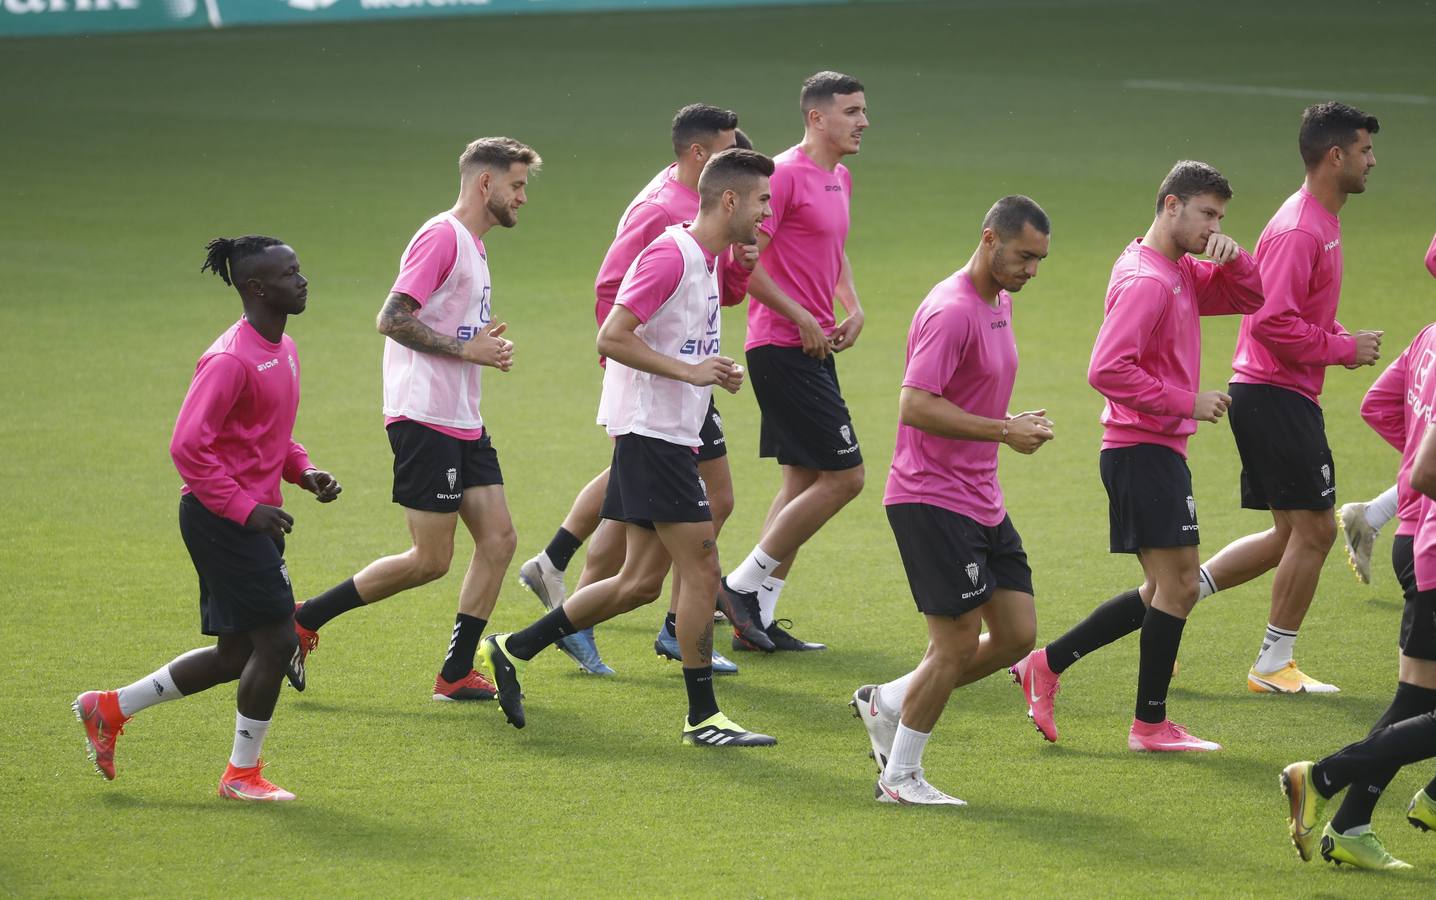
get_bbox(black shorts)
[179,494,295,636]
[745,345,862,471]
[1392,535,1436,661]
[696,397,728,463]
[387,420,503,513]
[885,503,1033,617]
[1228,382,1336,511]
[1099,444,1201,554]
[601,433,712,530]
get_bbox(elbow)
[897,392,927,429]
[1413,465,1436,499]
[375,312,391,336]
[595,332,619,360]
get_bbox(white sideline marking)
[1123,80,1430,106]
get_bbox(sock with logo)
[1196,565,1218,602]
[1253,623,1298,674]
[116,664,184,717]
[544,528,583,573]
[440,614,488,683]
[882,723,930,783]
[1045,589,1145,675]
[726,547,781,594]
[1134,606,1185,724]
[757,577,785,627]
[229,713,271,768]
[877,671,915,718]
[1328,682,1436,831]
[683,666,720,726]
[506,607,576,661]
[295,578,364,631]
[1365,485,1400,531]
[663,611,677,636]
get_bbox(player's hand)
[794,309,830,359]
[301,469,342,503]
[1203,233,1242,265]
[716,362,744,394]
[459,321,514,371]
[1009,408,1050,424]
[688,356,741,392]
[1193,390,1232,423]
[829,309,865,352]
[735,242,760,272]
[1347,330,1383,368]
[245,504,294,539]
[1002,415,1054,454]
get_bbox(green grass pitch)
[2,0,1435,895]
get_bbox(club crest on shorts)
[1320,464,1331,486]
[446,467,458,490]
[1186,495,1196,521]
[279,562,291,587]
[965,562,980,586]
[840,424,852,445]
[712,411,723,431]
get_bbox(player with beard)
[74,236,340,801]
[850,196,1052,805]
[517,106,751,676]
[480,150,777,746]
[284,138,537,702]
[1010,161,1263,751]
[1191,103,1382,693]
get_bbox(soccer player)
[1190,102,1382,693]
[720,71,870,653]
[74,236,340,801]
[517,106,748,676]
[1281,403,1436,870]
[286,137,537,701]
[850,196,1052,805]
[1010,161,1263,751]
[480,149,777,747]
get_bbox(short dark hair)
[459,136,542,174]
[1299,101,1379,169]
[1154,160,1232,213]
[671,104,739,157]
[201,235,286,288]
[733,128,754,151]
[800,71,864,113]
[982,195,1050,238]
[698,149,775,211]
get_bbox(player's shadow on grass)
[1168,685,1392,730]
[954,798,1185,864]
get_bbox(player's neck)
[964,257,1002,307]
[1142,221,1184,262]
[687,215,728,257]
[674,158,703,191]
[1303,173,1347,216]
[450,198,495,239]
[242,306,286,344]
[800,134,844,171]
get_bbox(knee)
[408,547,453,585]
[253,628,299,671]
[1000,623,1037,664]
[1292,515,1337,552]
[825,466,865,503]
[708,492,735,531]
[479,524,518,566]
[617,572,664,610]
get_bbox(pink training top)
[171,318,313,527]
[385,218,487,440]
[1416,495,1436,591]
[884,270,1018,527]
[1360,323,1436,537]
[745,144,851,351]
[1089,239,1264,456]
[1426,232,1436,279]
[1230,187,1355,405]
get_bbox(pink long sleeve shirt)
[170,318,312,526]
[1360,323,1436,537]
[1230,187,1355,405]
[1089,239,1264,456]
[1426,232,1436,279]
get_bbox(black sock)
[295,578,364,631]
[1046,589,1144,675]
[1318,709,1436,807]
[683,665,719,725]
[440,614,488,683]
[506,606,575,661]
[1329,682,1436,831]
[1134,606,1185,724]
[545,528,583,572]
[663,612,677,636]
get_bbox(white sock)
[229,713,271,768]
[116,664,184,717]
[1255,624,1298,673]
[1196,565,1218,602]
[882,723,930,782]
[727,546,780,594]
[757,577,785,627]
[877,671,915,718]
[1341,824,1373,837]
[1365,485,1399,530]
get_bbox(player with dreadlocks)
[73,235,341,801]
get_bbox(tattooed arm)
[376,292,512,370]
